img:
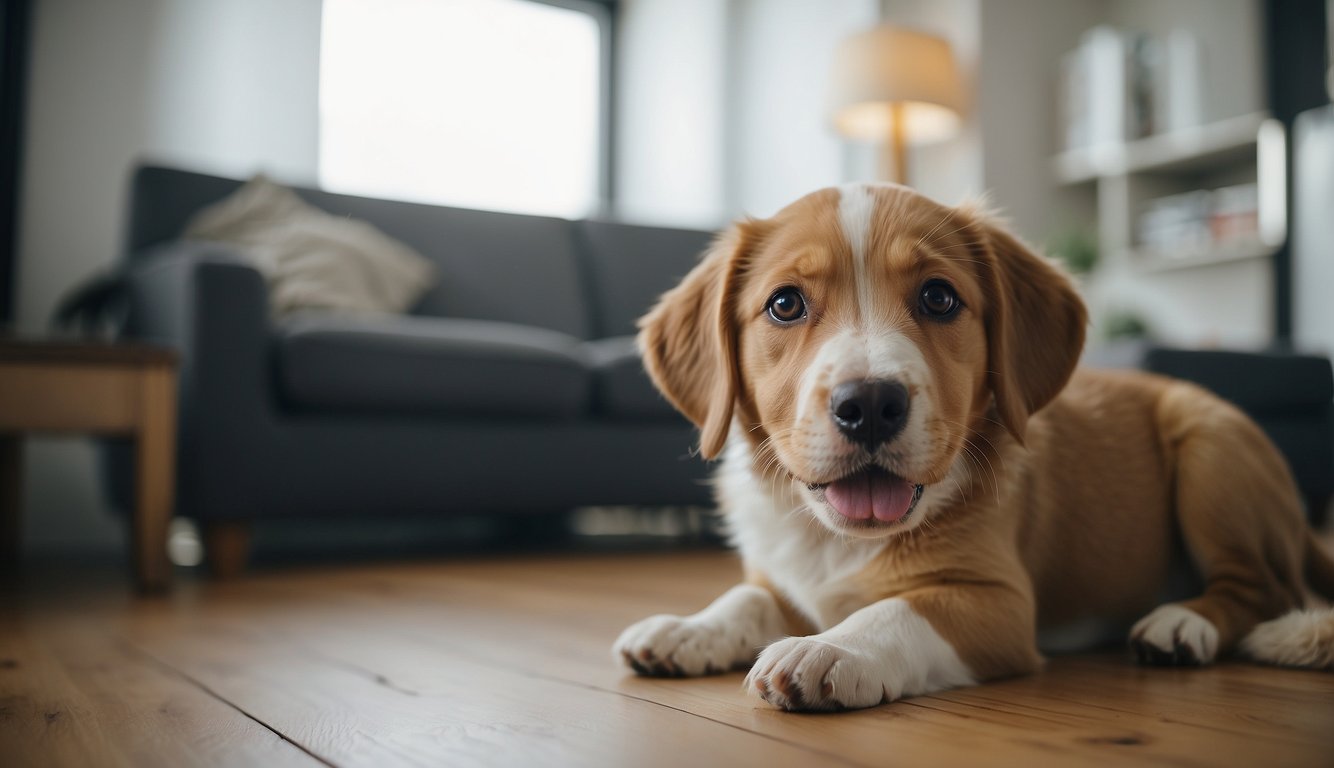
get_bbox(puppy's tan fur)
[619,184,1333,709]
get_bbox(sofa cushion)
[583,336,680,420]
[276,313,592,418]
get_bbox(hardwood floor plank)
[947,655,1334,743]
[0,624,116,768]
[119,600,847,768]
[0,610,322,768]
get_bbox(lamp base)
[878,103,908,185]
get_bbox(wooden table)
[0,339,179,591]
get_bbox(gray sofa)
[104,164,716,549]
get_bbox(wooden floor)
[2,550,1332,768]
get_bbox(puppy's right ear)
[638,221,764,460]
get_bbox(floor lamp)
[828,25,965,185]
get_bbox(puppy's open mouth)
[807,467,924,524]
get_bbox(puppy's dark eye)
[767,288,807,323]
[919,281,961,318]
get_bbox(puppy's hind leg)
[1131,387,1307,666]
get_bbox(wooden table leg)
[0,435,20,574]
[133,365,176,592]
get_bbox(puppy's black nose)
[830,380,910,451]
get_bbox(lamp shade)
[829,25,965,144]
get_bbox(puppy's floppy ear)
[637,221,764,459]
[969,209,1088,443]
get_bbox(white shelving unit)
[1133,235,1271,273]
[1051,109,1282,274]
[1026,2,1276,349]
[1053,111,1268,184]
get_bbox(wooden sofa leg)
[204,521,252,579]
[1,436,21,576]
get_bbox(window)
[320,0,607,218]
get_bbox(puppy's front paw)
[1130,604,1219,666]
[614,614,759,677]
[745,636,887,711]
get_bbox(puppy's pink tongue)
[824,470,917,522]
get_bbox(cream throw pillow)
[184,175,437,315]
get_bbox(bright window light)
[320,0,602,219]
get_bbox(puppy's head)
[639,183,1086,538]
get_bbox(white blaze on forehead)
[838,183,877,324]
[838,183,876,264]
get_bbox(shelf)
[1129,236,1275,273]
[1052,111,1270,185]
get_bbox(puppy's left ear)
[970,210,1088,443]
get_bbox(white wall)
[145,0,322,184]
[615,0,730,228]
[976,0,1103,243]
[615,0,879,227]
[724,0,878,218]
[614,0,1006,227]
[17,0,321,554]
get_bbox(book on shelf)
[1058,26,1203,153]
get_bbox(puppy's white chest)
[717,442,884,630]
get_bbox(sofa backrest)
[126,165,592,338]
[125,165,248,256]
[124,164,717,340]
[575,220,715,339]
[300,192,590,338]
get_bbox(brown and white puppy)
[613,183,1334,711]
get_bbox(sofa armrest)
[127,239,271,408]
[124,243,275,491]
[126,241,266,344]
[125,242,269,410]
